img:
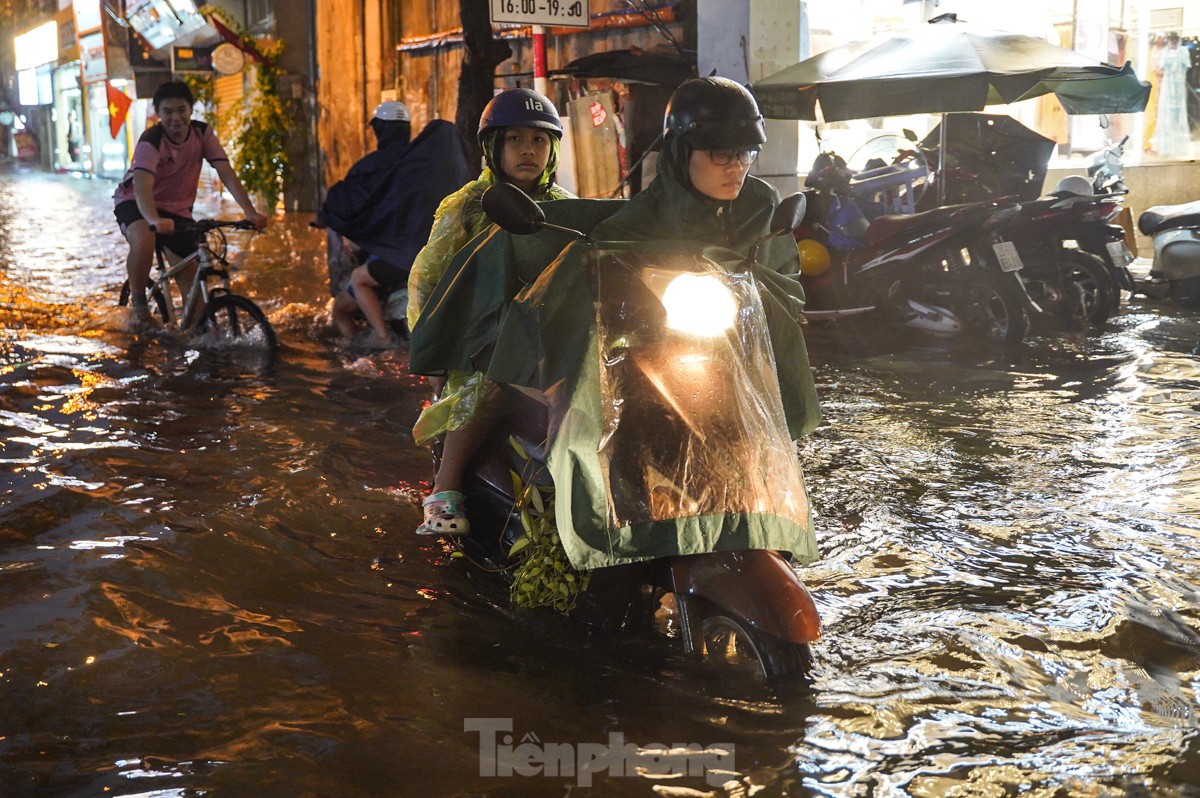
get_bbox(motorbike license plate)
[992,241,1024,272]
[1106,240,1134,267]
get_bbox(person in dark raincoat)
[409,88,574,536]
[587,77,821,442]
[318,101,473,346]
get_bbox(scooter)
[1136,200,1200,309]
[314,221,410,338]
[435,184,822,683]
[801,151,1032,345]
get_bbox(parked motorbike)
[1136,200,1200,309]
[436,183,822,683]
[998,179,1131,328]
[1004,134,1134,328]
[851,121,1134,330]
[800,151,1032,345]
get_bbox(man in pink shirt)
[113,81,268,325]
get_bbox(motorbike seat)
[1138,200,1200,236]
[863,200,1004,249]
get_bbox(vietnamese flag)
[106,82,132,139]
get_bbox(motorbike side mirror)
[481,182,587,239]
[770,192,808,236]
[482,182,546,235]
[902,128,919,143]
[746,192,809,268]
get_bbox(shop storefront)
[76,0,132,178]
[52,64,87,171]
[13,20,58,170]
[52,8,86,172]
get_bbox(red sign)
[589,101,607,127]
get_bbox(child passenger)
[407,88,574,536]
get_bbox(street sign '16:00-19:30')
[490,0,590,29]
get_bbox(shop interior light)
[15,22,57,71]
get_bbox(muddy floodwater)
[1,165,1199,797]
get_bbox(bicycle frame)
[149,246,207,330]
[147,221,248,330]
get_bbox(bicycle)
[118,218,278,353]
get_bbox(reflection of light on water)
[115,758,187,785]
[0,175,126,303]
[1086,330,1200,521]
[794,319,1200,795]
[70,535,157,553]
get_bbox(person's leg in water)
[122,219,157,325]
[416,376,508,536]
[331,287,361,338]
[348,266,390,344]
[416,417,495,535]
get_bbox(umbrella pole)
[938,112,947,206]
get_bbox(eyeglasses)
[707,149,760,166]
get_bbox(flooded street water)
[2,164,1199,797]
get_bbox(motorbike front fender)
[669,549,820,644]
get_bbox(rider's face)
[689,149,751,201]
[156,97,192,141]
[500,126,553,192]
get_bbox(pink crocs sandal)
[416,490,471,536]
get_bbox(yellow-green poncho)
[407,167,571,444]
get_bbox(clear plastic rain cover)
[591,249,810,529]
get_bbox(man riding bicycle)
[112,80,268,327]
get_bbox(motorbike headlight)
[661,273,737,337]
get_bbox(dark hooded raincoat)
[320,120,473,272]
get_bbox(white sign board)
[490,0,590,29]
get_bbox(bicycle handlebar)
[147,219,259,233]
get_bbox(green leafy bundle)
[507,439,589,614]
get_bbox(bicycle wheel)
[118,279,171,323]
[201,293,278,351]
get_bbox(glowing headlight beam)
[661,273,737,337]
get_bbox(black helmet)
[664,77,766,150]
[478,88,564,143]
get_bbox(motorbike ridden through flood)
[408,182,822,684]
[317,108,474,344]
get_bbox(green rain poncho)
[480,137,822,570]
[407,163,571,444]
